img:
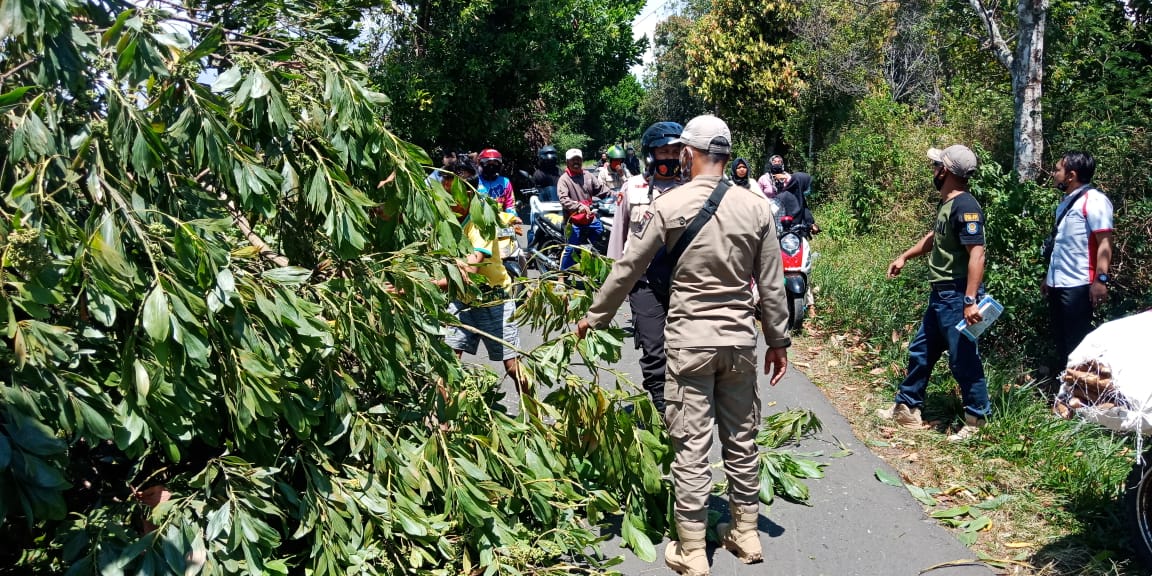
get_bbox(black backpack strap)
[667,179,731,272]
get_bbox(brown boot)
[665,524,709,576]
[716,501,763,564]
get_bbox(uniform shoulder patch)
[633,209,654,239]
[966,222,980,234]
[963,212,980,222]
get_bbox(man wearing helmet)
[604,121,686,414]
[477,148,517,214]
[597,145,632,193]
[530,145,562,246]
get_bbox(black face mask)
[1056,179,1068,192]
[770,165,784,175]
[933,171,947,191]
[467,177,479,188]
[481,165,500,179]
[651,158,680,178]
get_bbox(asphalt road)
[472,300,996,576]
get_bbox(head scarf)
[729,158,751,187]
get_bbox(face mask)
[467,176,479,188]
[679,150,694,179]
[1056,178,1069,192]
[481,165,500,179]
[770,165,784,175]
[933,171,946,191]
[651,158,679,178]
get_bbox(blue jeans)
[895,282,990,419]
[561,219,604,270]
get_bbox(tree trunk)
[967,0,1047,181]
[1012,0,1047,182]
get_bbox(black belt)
[930,279,966,291]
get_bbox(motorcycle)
[772,201,815,331]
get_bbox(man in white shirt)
[1042,151,1114,368]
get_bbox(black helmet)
[538,145,558,164]
[641,121,684,160]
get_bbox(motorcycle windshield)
[538,185,559,202]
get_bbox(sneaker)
[875,403,922,428]
[947,414,986,442]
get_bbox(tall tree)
[682,0,804,154]
[639,15,708,127]
[364,0,646,159]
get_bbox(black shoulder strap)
[667,179,731,269]
[1052,187,1090,235]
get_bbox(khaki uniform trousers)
[664,346,761,531]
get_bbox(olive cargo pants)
[664,346,761,530]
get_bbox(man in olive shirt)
[879,144,990,442]
[577,115,790,575]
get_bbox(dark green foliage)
[363,0,646,161]
[0,1,673,573]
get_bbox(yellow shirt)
[461,213,515,289]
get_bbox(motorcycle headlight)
[780,234,801,254]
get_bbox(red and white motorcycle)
[771,204,815,331]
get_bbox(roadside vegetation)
[797,219,1141,575]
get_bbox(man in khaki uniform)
[577,115,791,576]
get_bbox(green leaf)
[0,86,33,107]
[261,267,312,285]
[134,359,150,399]
[972,494,1013,510]
[73,398,113,440]
[5,415,66,456]
[142,285,171,341]
[874,468,902,487]
[206,499,230,539]
[963,515,992,533]
[116,39,138,79]
[930,506,972,519]
[906,484,938,506]
[212,67,242,92]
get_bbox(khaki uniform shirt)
[585,175,792,349]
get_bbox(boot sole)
[665,561,709,576]
[721,540,764,564]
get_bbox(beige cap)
[672,115,732,154]
[565,148,583,161]
[928,145,978,178]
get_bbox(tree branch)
[192,168,290,267]
[968,0,1014,70]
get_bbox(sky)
[630,0,673,79]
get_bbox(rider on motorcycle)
[529,145,562,246]
[477,148,517,215]
[557,148,611,270]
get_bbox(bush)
[816,95,942,233]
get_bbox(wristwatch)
[963,295,977,306]
[1097,273,1111,284]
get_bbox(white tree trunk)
[1012,0,1047,181]
[968,0,1047,181]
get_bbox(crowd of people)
[417,118,1115,576]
